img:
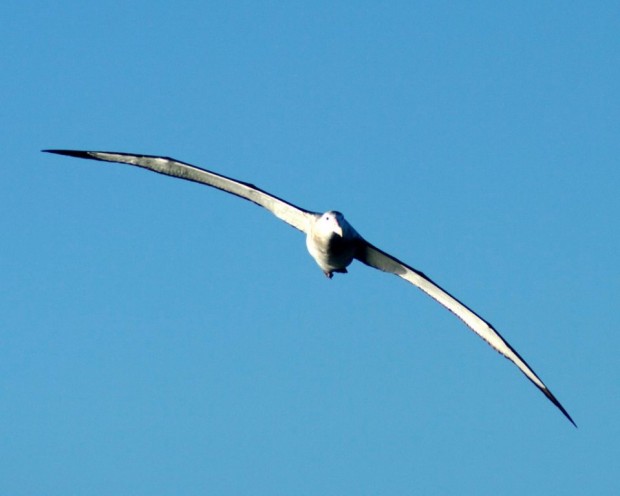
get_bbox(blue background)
[2,2,618,494]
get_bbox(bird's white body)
[306,211,360,277]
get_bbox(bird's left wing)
[43,150,318,233]
[355,240,576,427]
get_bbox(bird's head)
[317,211,346,238]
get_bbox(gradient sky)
[2,2,619,494]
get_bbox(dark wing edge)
[42,149,319,233]
[355,240,576,427]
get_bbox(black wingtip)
[543,387,577,428]
[42,149,93,159]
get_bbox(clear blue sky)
[2,2,618,494]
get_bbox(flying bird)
[43,149,576,426]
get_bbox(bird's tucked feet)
[324,267,348,279]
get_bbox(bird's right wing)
[43,150,319,233]
[355,240,576,427]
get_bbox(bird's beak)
[333,223,343,237]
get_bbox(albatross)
[43,149,576,427]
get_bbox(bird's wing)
[355,240,576,427]
[43,150,319,233]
